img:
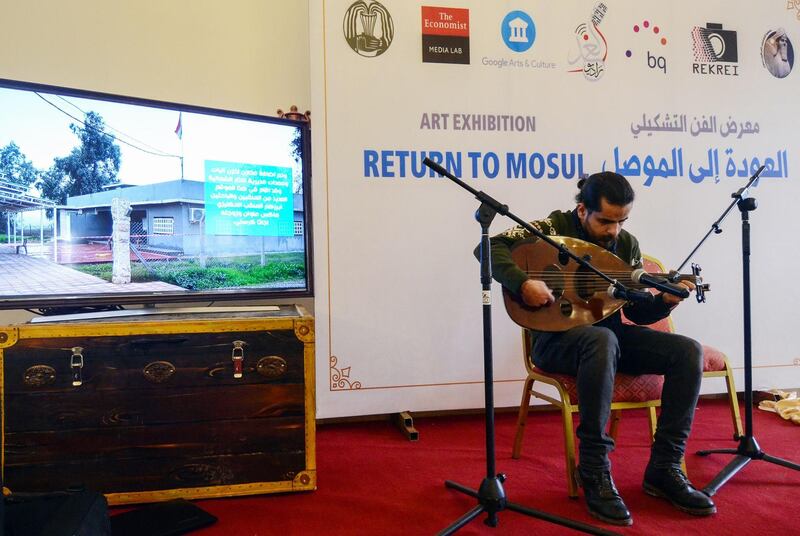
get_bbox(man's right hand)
[520,279,555,307]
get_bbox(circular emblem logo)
[343,1,394,57]
[761,28,793,78]
[502,11,536,53]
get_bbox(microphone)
[422,157,450,177]
[607,285,654,303]
[631,269,690,298]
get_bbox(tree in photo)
[38,111,122,206]
[0,142,38,187]
[290,128,304,194]
[0,141,40,222]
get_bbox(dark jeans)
[531,314,703,471]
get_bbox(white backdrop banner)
[311,0,800,418]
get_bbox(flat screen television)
[0,78,312,313]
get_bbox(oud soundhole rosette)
[574,265,596,300]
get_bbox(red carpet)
[120,399,799,535]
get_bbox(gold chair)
[701,346,743,439]
[637,256,743,441]
[511,254,743,497]
[511,329,664,498]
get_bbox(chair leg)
[608,409,622,440]
[562,406,579,498]
[724,366,744,440]
[647,406,658,440]
[512,376,535,459]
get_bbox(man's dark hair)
[574,172,635,212]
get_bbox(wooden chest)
[0,305,315,505]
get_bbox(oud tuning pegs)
[695,283,710,303]
[692,263,709,303]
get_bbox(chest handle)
[71,346,84,387]
[232,340,245,379]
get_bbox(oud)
[502,237,708,332]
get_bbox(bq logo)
[343,1,394,57]
[691,23,739,76]
[501,10,536,53]
[761,28,794,78]
[625,20,668,73]
[421,6,470,64]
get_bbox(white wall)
[0,0,311,324]
[312,0,800,418]
[0,1,310,113]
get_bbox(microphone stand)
[423,158,625,536]
[681,167,800,495]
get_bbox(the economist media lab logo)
[422,6,470,64]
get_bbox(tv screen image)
[0,79,312,311]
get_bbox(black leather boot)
[577,467,632,526]
[643,465,716,515]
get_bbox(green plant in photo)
[69,252,305,290]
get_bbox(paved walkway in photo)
[0,252,182,296]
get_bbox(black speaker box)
[4,491,111,536]
[109,499,217,536]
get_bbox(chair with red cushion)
[511,254,742,498]
[511,329,664,498]
[634,256,742,441]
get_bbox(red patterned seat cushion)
[701,344,726,372]
[533,369,664,404]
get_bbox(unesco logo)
[691,23,739,76]
[343,1,394,57]
[501,10,536,53]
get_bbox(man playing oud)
[487,172,715,526]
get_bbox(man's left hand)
[662,280,696,307]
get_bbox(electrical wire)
[34,92,181,159]
[54,94,178,157]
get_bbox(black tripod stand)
[423,158,628,536]
[690,168,800,494]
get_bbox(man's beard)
[580,218,615,249]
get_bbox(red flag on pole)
[175,112,183,139]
